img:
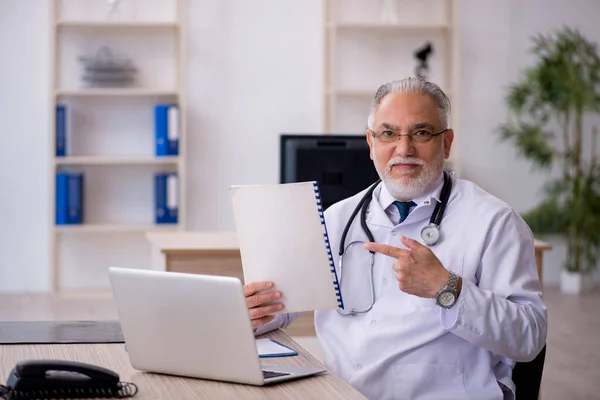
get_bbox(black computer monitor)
[280,134,379,210]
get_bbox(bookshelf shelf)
[56,89,179,97]
[55,223,180,233]
[56,21,179,30]
[328,22,451,30]
[50,0,187,293]
[55,156,179,166]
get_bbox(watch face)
[439,291,456,307]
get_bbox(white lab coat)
[255,173,547,400]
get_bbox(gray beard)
[374,150,445,200]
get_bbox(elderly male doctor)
[244,77,547,400]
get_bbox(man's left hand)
[364,236,449,298]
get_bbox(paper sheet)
[256,338,298,357]
[229,181,342,313]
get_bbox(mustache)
[386,157,426,170]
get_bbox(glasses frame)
[369,128,449,144]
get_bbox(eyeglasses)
[370,128,449,144]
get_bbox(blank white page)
[229,181,342,314]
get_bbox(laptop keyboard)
[263,370,291,379]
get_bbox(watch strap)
[435,271,459,308]
[446,271,459,292]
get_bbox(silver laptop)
[108,267,325,385]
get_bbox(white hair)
[367,77,451,130]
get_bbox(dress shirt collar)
[378,171,445,211]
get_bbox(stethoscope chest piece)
[420,223,440,246]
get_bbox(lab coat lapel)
[365,196,394,229]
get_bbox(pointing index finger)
[364,242,408,259]
[400,235,426,251]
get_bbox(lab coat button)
[383,278,388,284]
[370,320,376,326]
[391,231,396,235]
[356,364,362,369]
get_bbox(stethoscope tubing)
[335,170,452,316]
[339,170,452,256]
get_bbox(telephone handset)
[0,360,138,399]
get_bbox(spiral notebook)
[229,181,343,314]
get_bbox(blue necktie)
[394,200,416,223]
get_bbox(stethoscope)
[335,170,453,316]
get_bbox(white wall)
[1,0,600,292]
[0,1,52,292]
[185,0,323,231]
[459,0,600,285]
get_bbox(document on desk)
[256,339,298,358]
[229,181,343,313]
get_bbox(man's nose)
[393,136,416,157]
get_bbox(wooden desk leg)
[535,248,543,286]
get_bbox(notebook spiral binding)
[313,182,344,310]
[0,381,138,400]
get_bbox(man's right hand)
[243,281,284,329]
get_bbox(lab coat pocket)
[393,363,467,400]
[404,293,436,310]
[391,289,436,312]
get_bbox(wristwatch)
[435,271,460,309]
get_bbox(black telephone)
[0,360,138,399]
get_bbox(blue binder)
[165,172,178,223]
[67,173,83,224]
[154,105,169,156]
[56,105,67,157]
[154,104,179,156]
[167,105,179,156]
[55,172,69,225]
[154,172,178,224]
[154,173,168,223]
[56,172,84,225]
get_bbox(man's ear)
[366,130,374,160]
[443,129,454,159]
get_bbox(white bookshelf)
[323,0,461,172]
[56,223,180,234]
[49,0,187,292]
[56,89,180,97]
[56,21,180,29]
[55,156,180,166]
[329,22,451,30]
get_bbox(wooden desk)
[147,232,242,279]
[0,329,365,400]
[533,239,552,285]
[146,232,553,336]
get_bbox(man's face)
[366,92,454,201]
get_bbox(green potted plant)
[498,26,600,294]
